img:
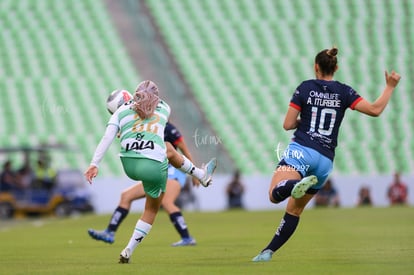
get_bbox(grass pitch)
[0,207,413,275]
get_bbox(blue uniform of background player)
[253,47,401,262]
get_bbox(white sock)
[126,219,152,253]
[179,155,205,180]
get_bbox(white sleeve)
[90,124,119,167]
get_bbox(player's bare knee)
[120,190,132,204]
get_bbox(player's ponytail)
[326,47,338,57]
[315,46,338,75]
[132,80,160,119]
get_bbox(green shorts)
[120,157,168,198]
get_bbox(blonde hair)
[132,80,160,119]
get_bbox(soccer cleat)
[87,229,115,244]
[119,248,131,264]
[291,175,318,199]
[252,249,274,262]
[199,158,217,187]
[171,237,197,247]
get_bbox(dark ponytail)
[315,47,338,76]
[326,47,338,57]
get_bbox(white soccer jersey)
[108,100,171,162]
[89,100,171,168]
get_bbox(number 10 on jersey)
[309,107,337,135]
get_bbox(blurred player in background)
[252,47,401,262]
[84,80,216,264]
[88,121,204,246]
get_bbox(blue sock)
[170,212,190,239]
[271,180,300,202]
[263,212,299,252]
[107,206,129,232]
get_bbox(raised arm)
[354,70,401,117]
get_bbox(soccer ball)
[106,89,133,114]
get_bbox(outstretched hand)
[385,70,401,88]
[84,165,98,184]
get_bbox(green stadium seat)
[0,0,141,176]
[144,0,413,175]
[1,0,412,175]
